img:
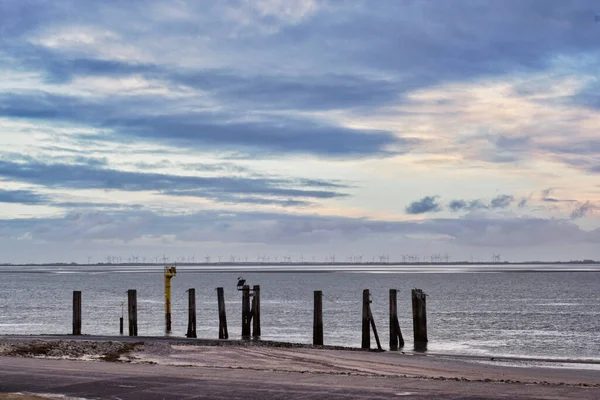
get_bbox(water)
[1,264,599,361]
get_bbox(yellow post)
[164,265,177,333]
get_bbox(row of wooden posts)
[72,286,428,351]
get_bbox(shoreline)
[2,334,599,367]
[2,336,599,399]
[1,336,599,382]
[2,260,599,267]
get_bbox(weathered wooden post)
[128,289,138,337]
[186,288,197,338]
[389,289,404,350]
[252,285,261,338]
[72,291,82,335]
[362,289,370,349]
[119,301,124,335]
[241,285,251,339]
[361,289,383,351]
[217,287,228,339]
[411,288,428,347]
[313,290,323,346]
[368,300,383,351]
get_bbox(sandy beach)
[0,336,599,399]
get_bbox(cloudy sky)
[1,0,600,264]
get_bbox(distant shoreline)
[0,260,598,267]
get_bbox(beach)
[1,336,599,399]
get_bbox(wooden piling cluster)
[241,285,261,339]
[69,283,427,352]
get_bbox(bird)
[236,276,246,287]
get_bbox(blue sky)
[1,0,600,263]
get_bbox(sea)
[1,263,599,362]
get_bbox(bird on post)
[236,276,246,290]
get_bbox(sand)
[1,337,599,399]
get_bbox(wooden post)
[252,285,261,338]
[186,288,197,338]
[72,291,81,335]
[241,285,251,339]
[362,289,370,349]
[389,289,397,350]
[120,301,124,335]
[368,305,383,351]
[217,287,228,339]
[128,289,138,337]
[411,288,428,347]
[313,290,323,346]
[389,289,404,350]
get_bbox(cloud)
[570,201,598,219]
[2,0,600,261]
[490,195,514,209]
[0,158,347,203]
[0,209,596,249]
[0,189,48,205]
[518,198,528,208]
[405,196,441,215]
[0,91,410,158]
[174,70,404,111]
[448,199,488,212]
[0,188,144,210]
[448,196,514,212]
[448,200,467,211]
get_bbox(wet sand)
[1,336,599,399]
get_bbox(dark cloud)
[0,91,409,158]
[543,197,560,203]
[448,199,488,212]
[0,159,346,203]
[332,1,600,78]
[0,189,143,209]
[448,196,515,212]
[173,70,404,111]
[518,198,528,208]
[570,201,598,219]
[448,200,467,211]
[5,1,600,98]
[490,194,514,209]
[540,140,600,156]
[406,196,441,215]
[0,189,48,205]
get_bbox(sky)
[1,0,600,264]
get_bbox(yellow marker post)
[164,265,177,333]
